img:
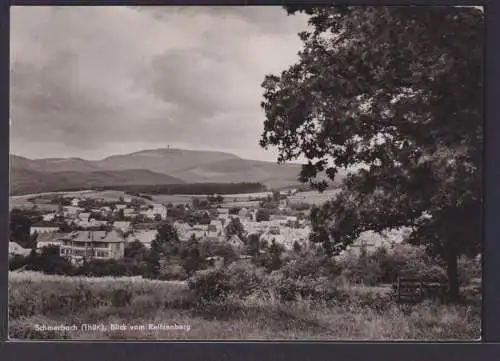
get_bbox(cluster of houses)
[9,191,408,266]
[10,196,170,264]
[9,193,316,264]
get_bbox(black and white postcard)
[8,5,483,340]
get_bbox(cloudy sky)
[10,6,309,161]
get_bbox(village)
[9,188,405,268]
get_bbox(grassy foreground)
[9,271,480,340]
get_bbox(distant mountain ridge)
[10,148,343,195]
[10,167,185,195]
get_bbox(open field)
[288,189,342,206]
[9,190,151,211]
[9,187,341,212]
[9,271,480,340]
[152,192,273,205]
[152,194,200,205]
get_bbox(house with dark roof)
[59,230,126,264]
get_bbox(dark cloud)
[10,6,308,160]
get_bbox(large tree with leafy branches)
[260,6,483,300]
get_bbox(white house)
[78,212,91,221]
[140,204,167,220]
[42,213,56,222]
[112,221,132,233]
[75,219,108,229]
[123,208,136,218]
[30,224,60,235]
[209,220,224,234]
[238,208,249,218]
[70,198,81,207]
[182,225,209,242]
[63,206,83,217]
[59,230,126,264]
[123,196,132,203]
[115,204,127,210]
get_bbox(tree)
[246,233,261,257]
[255,208,271,222]
[267,239,284,271]
[200,212,212,225]
[125,240,147,260]
[260,6,483,301]
[293,240,303,254]
[147,238,162,278]
[192,198,201,209]
[157,223,180,244]
[182,247,203,275]
[29,245,73,275]
[189,233,198,246]
[225,217,246,241]
[59,222,73,233]
[9,209,34,249]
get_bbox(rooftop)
[60,230,125,243]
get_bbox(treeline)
[10,182,267,197]
[95,182,267,195]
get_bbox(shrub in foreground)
[188,269,232,304]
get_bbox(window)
[95,249,109,258]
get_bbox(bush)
[340,245,448,285]
[262,272,340,302]
[339,249,383,286]
[9,255,28,271]
[26,247,74,276]
[110,289,133,307]
[458,256,481,285]
[255,208,271,222]
[188,269,232,304]
[226,262,264,297]
[158,263,188,281]
[280,254,342,280]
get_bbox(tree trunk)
[445,251,460,302]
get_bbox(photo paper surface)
[9,5,483,340]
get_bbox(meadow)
[288,189,342,206]
[9,190,127,210]
[9,270,480,341]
